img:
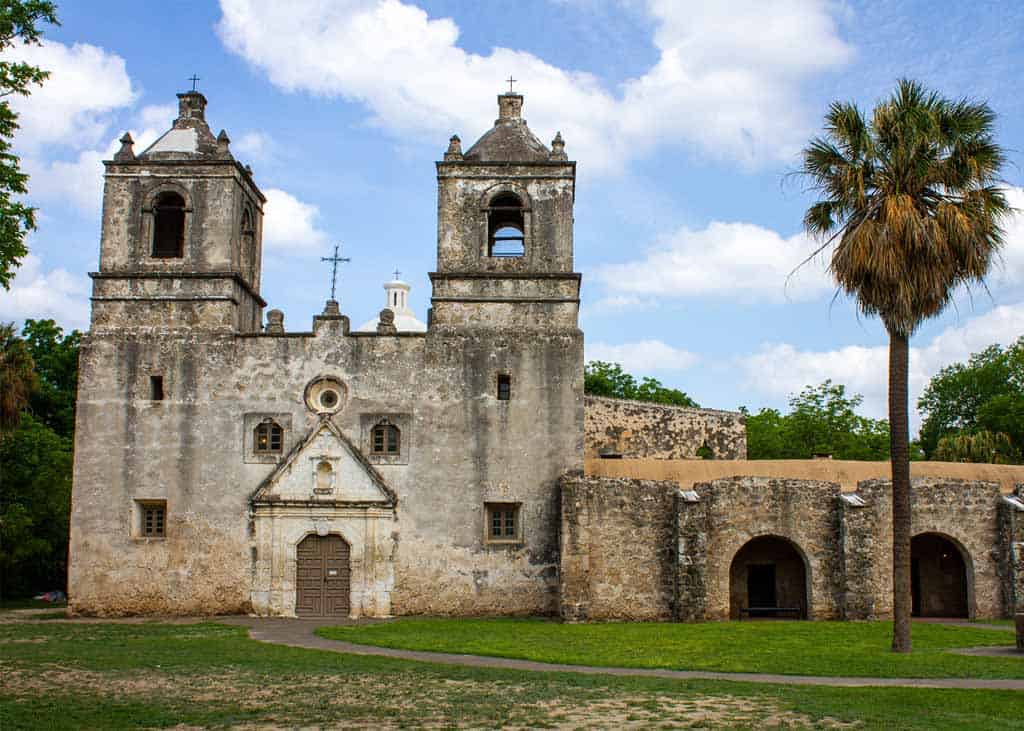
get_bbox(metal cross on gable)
[321,243,351,302]
[188,74,201,91]
[506,76,517,94]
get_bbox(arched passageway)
[911,533,969,618]
[729,536,808,619]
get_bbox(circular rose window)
[304,376,347,414]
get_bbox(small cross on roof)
[188,74,201,91]
[506,76,517,94]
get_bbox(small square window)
[485,502,521,544]
[497,374,511,401]
[136,500,166,538]
[254,420,283,454]
[150,375,164,401]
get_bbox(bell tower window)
[152,191,186,258]
[487,193,525,257]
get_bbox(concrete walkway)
[221,616,1024,691]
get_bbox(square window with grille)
[137,501,166,538]
[485,502,521,544]
[371,422,401,455]
[254,419,284,454]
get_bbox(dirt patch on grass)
[1,664,862,728]
[532,694,861,730]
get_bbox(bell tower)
[90,90,266,333]
[431,92,579,331]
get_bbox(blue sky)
[2,0,1023,429]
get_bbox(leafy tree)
[584,361,698,407]
[744,382,890,460]
[0,1,59,288]
[0,318,80,598]
[800,80,1009,652]
[918,337,1024,457]
[934,429,1018,464]
[0,413,72,599]
[21,318,80,437]
[0,321,36,431]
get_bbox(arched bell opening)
[911,532,970,619]
[729,535,809,620]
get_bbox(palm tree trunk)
[888,327,912,653]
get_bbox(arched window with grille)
[487,192,525,257]
[152,191,186,257]
[371,421,401,455]
[254,419,283,454]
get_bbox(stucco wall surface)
[587,458,1024,493]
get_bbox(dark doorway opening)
[911,533,968,618]
[747,564,776,607]
[729,536,807,619]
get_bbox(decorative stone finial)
[114,132,135,162]
[322,299,341,317]
[549,131,567,161]
[377,308,397,334]
[216,129,231,156]
[265,309,284,334]
[244,164,254,176]
[444,134,463,161]
[497,93,523,122]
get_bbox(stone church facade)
[68,88,1024,620]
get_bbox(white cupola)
[356,273,427,333]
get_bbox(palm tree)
[800,80,1009,652]
[0,322,36,433]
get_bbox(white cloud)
[596,220,832,303]
[23,104,173,216]
[217,0,852,172]
[2,40,136,152]
[741,303,1024,426]
[586,339,698,372]
[262,188,329,250]
[0,253,90,330]
[988,185,1024,290]
[233,131,275,162]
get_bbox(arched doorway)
[729,536,808,619]
[911,533,968,618]
[296,534,351,617]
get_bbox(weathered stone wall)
[844,478,1005,619]
[996,487,1024,615]
[583,396,746,460]
[69,322,583,616]
[679,477,843,621]
[559,474,678,621]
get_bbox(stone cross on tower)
[321,243,351,302]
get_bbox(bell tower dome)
[430,92,579,332]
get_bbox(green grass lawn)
[319,617,1023,679]
[1,620,1023,730]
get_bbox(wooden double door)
[296,534,351,617]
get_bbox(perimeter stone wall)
[845,478,1004,619]
[583,396,746,460]
[559,474,678,621]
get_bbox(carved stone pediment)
[250,416,396,507]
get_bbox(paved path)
[221,616,1024,691]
